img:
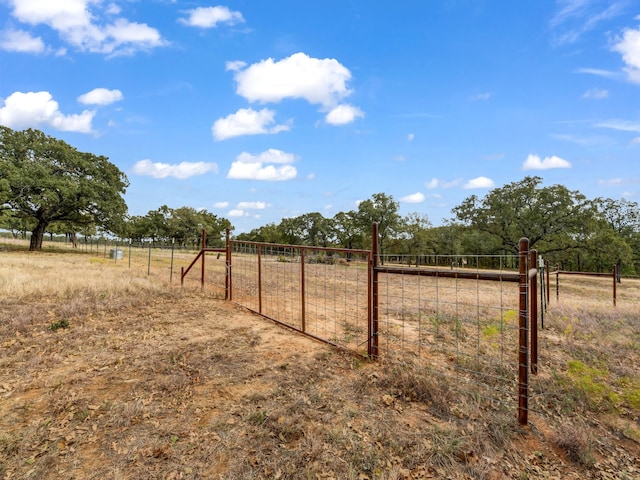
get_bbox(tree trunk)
[29,220,48,251]
[67,232,78,248]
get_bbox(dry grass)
[1,243,639,479]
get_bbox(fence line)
[550,264,618,306]
[178,226,539,425]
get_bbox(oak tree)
[0,127,129,250]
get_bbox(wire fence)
[230,242,372,354]
[4,230,551,423]
[0,233,228,290]
[219,234,540,424]
[375,254,527,414]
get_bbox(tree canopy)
[452,176,638,273]
[0,127,129,250]
[126,205,231,247]
[453,176,593,254]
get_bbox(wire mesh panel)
[260,245,303,330]
[376,254,522,410]
[230,243,260,312]
[230,242,371,353]
[303,251,370,353]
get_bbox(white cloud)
[233,52,352,106]
[213,201,229,208]
[400,192,425,204]
[550,0,625,45]
[613,26,640,83]
[581,88,608,99]
[463,177,495,189]
[212,107,289,140]
[7,0,166,56]
[225,60,246,72]
[407,133,415,142]
[522,154,572,170]
[132,159,218,179]
[0,91,94,132]
[179,6,244,28]
[105,3,121,15]
[228,209,247,217]
[325,104,364,125]
[227,148,297,181]
[77,88,123,105]
[0,28,45,53]
[595,119,640,132]
[574,67,619,78]
[237,201,267,209]
[426,178,463,189]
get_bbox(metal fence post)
[170,238,175,284]
[518,237,529,426]
[200,229,206,290]
[225,229,231,301]
[258,244,263,314]
[613,264,617,307]
[530,249,538,375]
[370,223,380,359]
[301,248,306,333]
[538,255,545,330]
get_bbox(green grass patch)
[565,360,619,411]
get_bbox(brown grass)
[1,243,639,479]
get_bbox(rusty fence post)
[613,264,617,307]
[518,237,530,426]
[169,238,175,284]
[200,229,206,290]
[258,244,263,314]
[370,223,380,359]
[530,249,538,375]
[225,229,231,301]
[301,248,306,333]
[539,256,545,330]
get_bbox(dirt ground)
[1,250,639,479]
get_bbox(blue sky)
[1,0,639,233]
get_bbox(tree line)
[1,127,638,274]
[236,179,639,275]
